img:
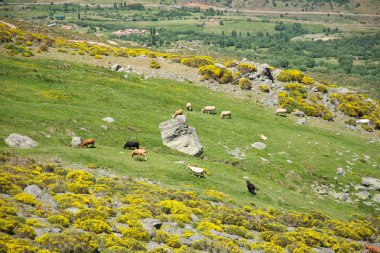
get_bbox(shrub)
[150,59,161,69]
[239,78,252,90]
[301,75,314,85]
[197,221,223,232]
[259,84,270,93]
[224,225,248,238]
[165,234,181,248]
[198,65,233,84]
[119,227,149,242]
[277,69,303,82]
[36,230,98,252]
[48,215,70,227]
[15,224,37,239]
[362,124,374,132]
[237,63,257,74]
[316,84,328,93]
[181,55,215,68]
[94,54,102,59]
[75,219,111,234]
[26,218,44,227]
[284,83,305,93]
[13,193,38,206]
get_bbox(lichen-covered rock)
[71,137,82,148]
[140,218,162,238]
[159,115,203,157]
[24,185,57,209]
[362,177,380,191]
[251,142,266,150]
[5,133,38,149]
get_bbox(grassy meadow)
[0,54,379,220]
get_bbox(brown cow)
[366,244,380,253]
[80,138,95,148]
[172,109,183,118]
[130,148,148,160]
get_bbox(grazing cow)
[260,134,267,141]
[187,165,205,177]
[275,108,287,116]
[220,111,232,119]
[356,119,370,125]
[201,106,216,114]
[124,141,139,150]
[186,102,192,111]
[366,244,380,253]
[172,109,184,119]
[80,138,95,148]
[245,179,256,195]
[130,148,148,160]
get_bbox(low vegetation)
[0,152,378,252]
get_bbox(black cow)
[245,179,256,195]
[123,141,139,150]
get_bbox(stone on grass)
[159,115,203,157]
[5,133,38,149]
[251,142,267,150]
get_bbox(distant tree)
[219,19,224,25]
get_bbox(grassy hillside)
[0,54,379,222]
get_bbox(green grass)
[0,54,379,220]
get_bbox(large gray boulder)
[140,218,162,238]
[71,137,82,148]
[159,115,203,157]
[257,64,274,81]
[362,177,380,191]
[24,185,57,209]
[5,133,38,149]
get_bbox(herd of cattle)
[172,103,231,119]
[78,103,287,161]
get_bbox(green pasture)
[0,54,379,220]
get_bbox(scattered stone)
[146,242,165,251]
[355,191,370,200]
[210,230,241,240]
[174,161,186,164]
[294,110,305,117]
[71,136,82,148]
[361,177,380,191]
[159,115,204,157]
[5,133,38,149]
[373,194,380,203]
[225,146,246,160]
[124,74,128,79]
[336,167,345,176]
[251,142,267,150]
[286,227,296,232]
[296,118,307,125]
[261,157,269,163]
[287,160,293,164]
[354,184,367,191]
[102,117,115,123]
[101,125,108,130]
[140,218,162,238]
[117,67,125,72]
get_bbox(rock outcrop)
[24,185,57,209]
[362,177,380,191]
[159,115,203,157]
[5,133,38,149]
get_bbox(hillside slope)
[0,54,379,219]
[0,152,379,252]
